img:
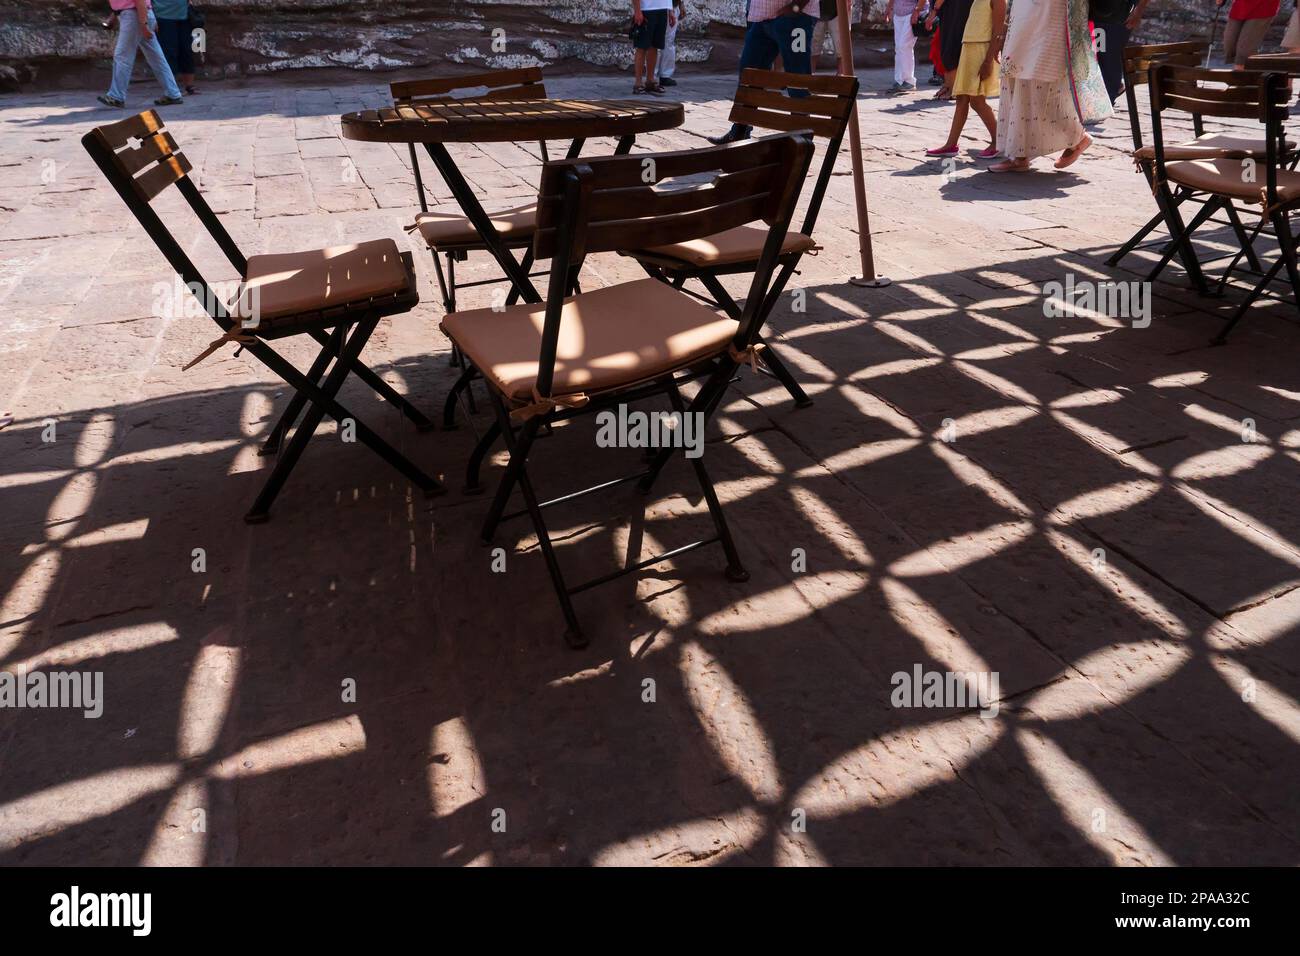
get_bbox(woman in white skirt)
[991,0,1112,171]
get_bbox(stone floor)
[0,68,1297,866]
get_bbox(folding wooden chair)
[1107,41,1279,286]
[441,131,814,647]
[391,68,598,428]
[621,69,859,410]
[1148,66,1299,342]
[82,110,442,523]
[392,68,552,322]
[1110,41,1286,287]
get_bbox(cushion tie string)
[182,328,258,372]
[509,386,589,423]
[729,342,768,373]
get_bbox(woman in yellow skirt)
[924,0,1006,159]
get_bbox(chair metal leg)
[638,364,730,495]
[446,251,458,313]
[443,364,477,430]
[1216,212,1270,295]
[1150,192,1214,293]
[244,318,443,522]
[1224,202,1264,274]
[312,327,435,433]
[755,335,813,408]
[430,248,453,314]
[1275,212,1300,312]
[688,445,749,583]
[260,326,342,457]
[483,395,586,647]
[464,419,502,493]
[505,246,535,307]
[1107,208,1167,267]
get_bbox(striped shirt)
[749,0,822,22]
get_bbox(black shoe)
[928,71,942,86]
[154,95,183,106]
[96,94,124,108]
[659,76,678,87]
[707,127,750,145]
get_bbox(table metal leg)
[423,142,541,304]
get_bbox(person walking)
[812,2,845,74]
[708,0,821,144]
[657,1,685,86]
[924,0,1002,156]
[631,0,673,95]
[98,0,184,108]
[991,0,1110,171]
[1219,0,1281,68]
[154,0,198,96]
[885,0,920,92]
[1090,0,1148,103]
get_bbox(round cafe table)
[341,98,684,304]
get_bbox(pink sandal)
[976,146,1000,159]
[926,145,959,157]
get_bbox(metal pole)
[835,0,890,287]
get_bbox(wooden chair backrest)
[83,109,194,204]
[528,132,814,399]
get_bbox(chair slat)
[533,133,810,260]
[738,67,859,96]
[734,85,848,118]
[1123,41,1208,87]
[133,152,193,202]
[727,68,856,139]
[577,198,773,253]
[116,130,183,176]
[391,67,546,104]
[579,163,782,221]
[92,109,166,150]
[730,104,839,137]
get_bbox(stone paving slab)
[0,70,1297,866]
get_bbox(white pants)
[893,15,916,85]
[658,18,678,78]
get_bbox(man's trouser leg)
[659,18,678,79]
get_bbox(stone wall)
[0,0,1278,91]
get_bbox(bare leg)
[969,95,996,148]
[936,95,970,151]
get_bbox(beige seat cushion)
[411,203,537,250]
[440,277,739,403]
[1134,132,1294,162]
[1165,156,1300,204]
[638,223,818,267]
[234,239,410,323]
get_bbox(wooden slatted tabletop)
[341,98,684,144]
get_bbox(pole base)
[850,275,892,288]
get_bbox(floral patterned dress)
[997,0,1112,160]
